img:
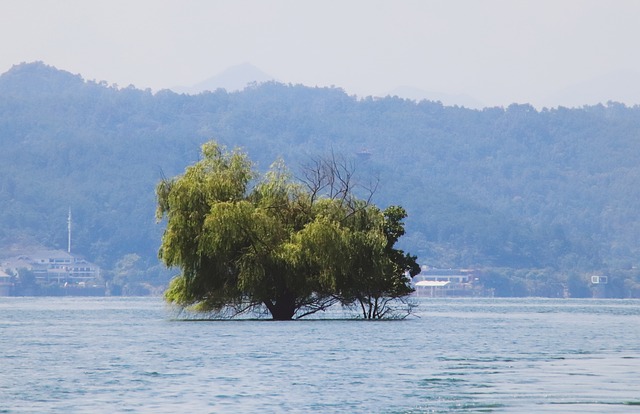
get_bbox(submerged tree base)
[168,297,418,321]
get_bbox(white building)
[413,267,477,297]
[2,249,100,285]
[0,269,12,296]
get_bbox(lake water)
[1,297,639,413]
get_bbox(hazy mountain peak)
[173,62,276,94]
[0,61,84,94]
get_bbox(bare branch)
[298,150,377,210]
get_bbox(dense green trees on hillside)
[2,62,640,297]
[157,142,418,319]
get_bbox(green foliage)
[157,141,416,319]
[16,268,37,288]
[107,253,170,295]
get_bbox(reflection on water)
[1,297,639,413]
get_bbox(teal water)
[1,297,639,413]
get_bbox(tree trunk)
[265,292,296,320]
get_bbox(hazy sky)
[2,0,640,108]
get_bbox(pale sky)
[2,0,640,108]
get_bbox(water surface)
[1,297,639,413]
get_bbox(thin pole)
[67,208,71,254]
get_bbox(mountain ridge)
[2,61,640,297]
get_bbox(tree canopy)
[156,141,419,319]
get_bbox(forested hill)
[2,62,640,295]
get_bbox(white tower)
[67,208,72,254]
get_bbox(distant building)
[2,249,100,286]
[413,267,479,297]
[356,148,372,160]
[0,269,12,296]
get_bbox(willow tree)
[157,141,418,320]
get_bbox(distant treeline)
[1,62,640,297]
